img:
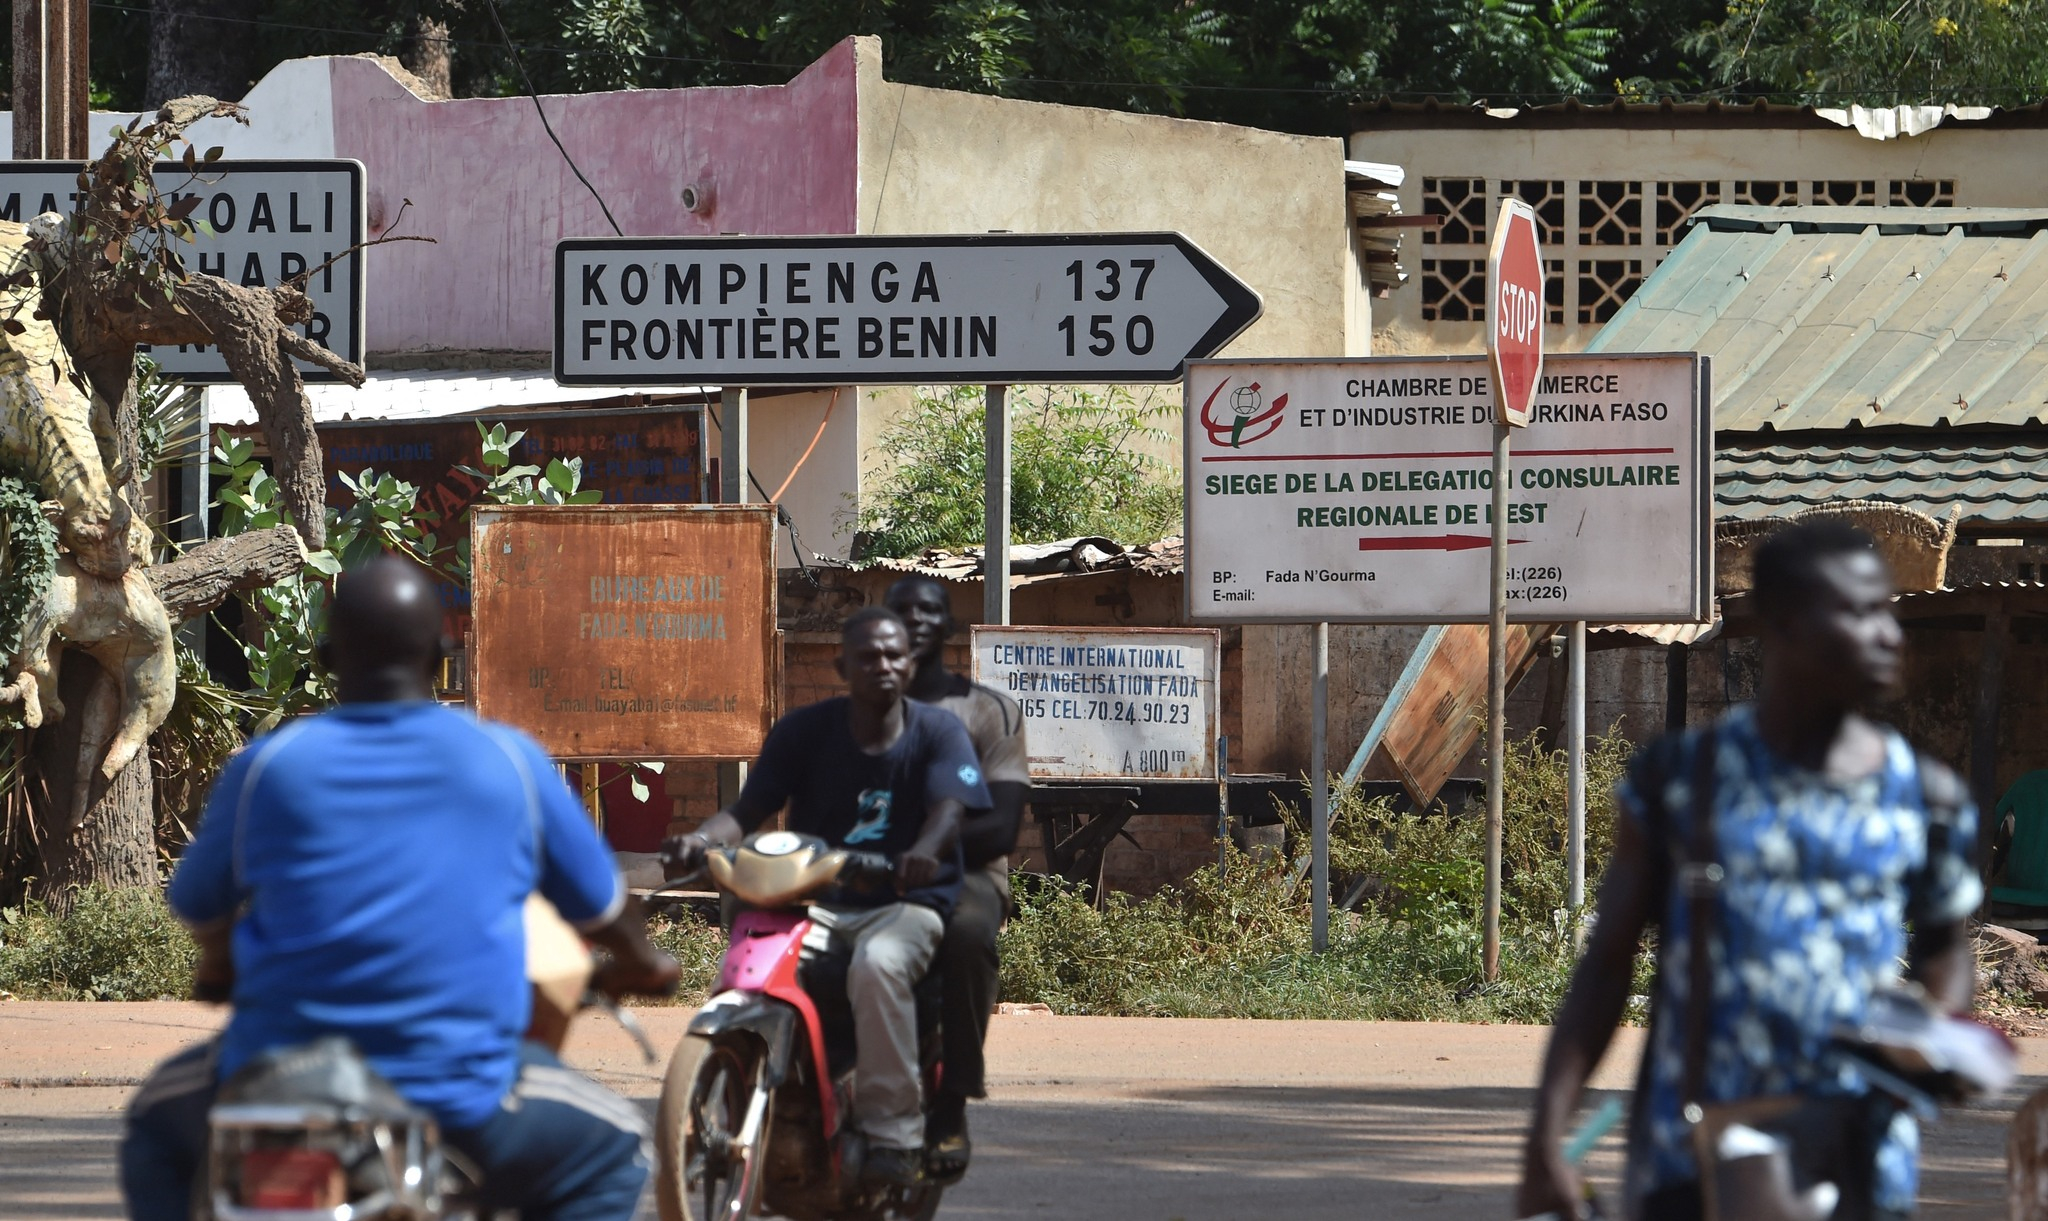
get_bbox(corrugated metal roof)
[204,369,717,427]
[1350,96,2048,132]
[1587,206,2048,431]
[1717,441,2048,525]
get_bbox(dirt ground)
[0,1002,2034,1219]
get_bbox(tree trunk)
[145,0,257,107]
[32,652,157,913]
[148,525,306,622]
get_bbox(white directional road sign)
[971,626,1219,781]
[554,233,1261,386]
[1184,353,1711,624]
[0,160,365,383]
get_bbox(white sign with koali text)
[1184,353,1711,624]
[0,160,366,382]
[970,626,1219,781]
[554,233,1261,386]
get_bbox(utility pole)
[13,0,91,159]
[717,386,750,810]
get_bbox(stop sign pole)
[1484,200,1544,982]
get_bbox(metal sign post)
[984,384,1011,626]
[1567,619,1587,910]
[1311,620,1330,953]
[1483,199,1544,983]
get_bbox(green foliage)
[211,420,601,722]
[134,357,206,487]
[0,885,196,1001]
[562,0,652,91]
[0,471,58,692]
[999,851,1588,1020]
[150,647,267,850]
[851,385,1181,559]
[1001,726,1652,1020]
[1685,0,2048,106]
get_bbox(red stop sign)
[1487,200,1545,427]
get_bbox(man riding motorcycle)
[122,555,681,1221]
[663,606,988,1188]
[882,576,1029,1181]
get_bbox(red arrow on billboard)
[1487,200,1545,428]
[1357,535,1526,552]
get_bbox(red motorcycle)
[655,831,947,1221]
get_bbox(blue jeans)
[121,1040,649,1221]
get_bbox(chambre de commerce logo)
[1198,380,1287,449]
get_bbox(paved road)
[1,1003,2033,1219]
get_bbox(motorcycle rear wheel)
[656,1033,773,1221]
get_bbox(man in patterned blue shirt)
[1518,522,1980,1221]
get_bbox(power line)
[478,0,621,237]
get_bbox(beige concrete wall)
[1351,120,2048,352]
[741,389,861,562]
[856,39,1351,362]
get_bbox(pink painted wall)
[329,42,863,355]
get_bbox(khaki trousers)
[803,901,945,1150]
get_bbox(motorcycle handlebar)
[836,851,896,890]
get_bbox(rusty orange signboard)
[470,504,778,760]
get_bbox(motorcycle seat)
[214,1036,421,1126]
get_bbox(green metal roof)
[1588,205,2048,432]
[1717,440,2048,525]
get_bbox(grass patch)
[998,852,1594,1021]
[997,729,1655,1021]
[648,912,729,1004]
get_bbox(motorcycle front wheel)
[656,1032,773,1221]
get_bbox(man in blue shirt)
[667,606,987,1187]
[122,555,680,1221]
[1517,523,1980,1221]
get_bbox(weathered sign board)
[1183,352,1711,624]
[0,159,366,381]
[970,626,1218,781]
[470,505,777,760]
[553,233,1262,386]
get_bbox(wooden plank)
[1362,621,1557,808]
[12,0,42,159]
[470,504,779,761]
[1973,610,2012,814]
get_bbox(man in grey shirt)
[885,577,1030,1182]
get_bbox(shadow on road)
[0,1108,120,1219]
[946,1081,2018,1221]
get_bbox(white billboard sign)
[0,159,366,383]
[970,626,1218,781]
[1184,353,1710,624]
[554,233,1261,386]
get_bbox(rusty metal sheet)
[971,626,1219,780]
[1363,621,1556,807]
[470,504,777,761]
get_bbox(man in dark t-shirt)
[666,607,988,1186]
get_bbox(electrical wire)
[705,399,822,590]
[767,388,838,504]
[478,0,623,237]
